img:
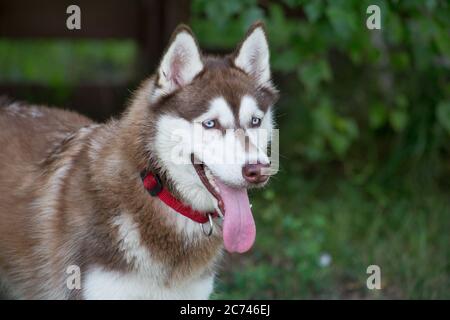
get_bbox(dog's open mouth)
[191,155,256,253]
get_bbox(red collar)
[141,171,218,224]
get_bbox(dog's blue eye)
[251,117,261,126]
[202,120,216,129]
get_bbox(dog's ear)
[155,25,203,96]
[233,22,271,87]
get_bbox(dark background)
[0,0,449,299]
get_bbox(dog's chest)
[80,211,216,299]
[82,267,214,299]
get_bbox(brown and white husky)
[0,22,278,299]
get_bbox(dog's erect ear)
[233,22,271,87]
[155,25,203,96]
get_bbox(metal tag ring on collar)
[201,213,214,236]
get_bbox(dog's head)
[141,22,278,253]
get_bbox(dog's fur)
[0,23,278,299]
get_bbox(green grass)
[213,169,449,299]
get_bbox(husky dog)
[0,22,278,299]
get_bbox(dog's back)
[0,99,92,298]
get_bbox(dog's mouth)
[191,154,256,253]
[191,156,225,215]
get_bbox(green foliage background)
[0,0,448,299]
[191,0,449,299]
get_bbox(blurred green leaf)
[304,0,324,22]
[436,101,450,134]
[298,60,332,91]
[369,103,388,129]
[390,109,409,132]
[325,2,357,40]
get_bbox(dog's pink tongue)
[215,180,255,253]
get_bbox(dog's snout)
[242,163,270,184]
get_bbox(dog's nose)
[242,163,270,184]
